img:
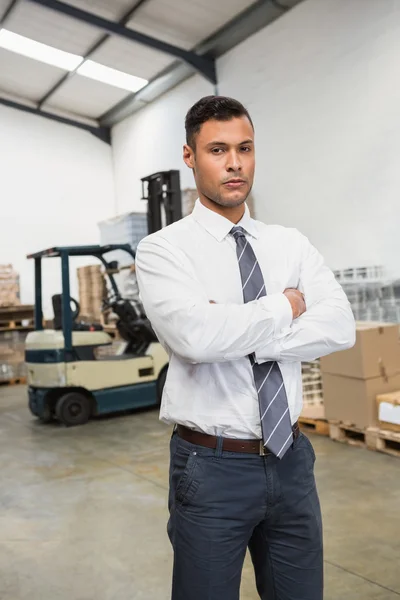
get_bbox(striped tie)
[231,226,293,459]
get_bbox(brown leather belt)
[176,422,300,456]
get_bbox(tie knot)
[230,226,246,240]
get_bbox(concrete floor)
[0,386,399,600]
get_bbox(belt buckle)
[259,440,268,456]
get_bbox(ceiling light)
[77,60,148,92]
[0,29,82,71]
[0,30,148,92]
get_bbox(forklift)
[26,170,183,426]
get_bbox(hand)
[284,288,306,320]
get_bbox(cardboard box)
[300,403,325,420]
[322,372,400,429]
[0,330,28,381]
[376,391,400,433]
[0,264,20,307]
[320,322,400,379]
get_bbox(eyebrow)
[206,139,254,147]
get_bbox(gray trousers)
[167,430,323,600]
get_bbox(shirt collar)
[192,199,259,242]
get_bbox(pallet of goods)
[77,265,107,324]
[0,300,33,385]
[299,359,329,435]
[0,264,20,307]
[370,390,400,457]
[0,304,34,331]
[0,329,28,385]
[299,413,329,436]
[376,390,400,433]
[327,421,400,458]
[365,427,400,458]
[321,321,400,457]
[328,421,368,448]
[334,265,400,322]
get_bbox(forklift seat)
[52,294,103,332]
[111,299,157,346]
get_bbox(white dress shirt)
[135,200,355,439]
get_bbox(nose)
[226,150,242,172]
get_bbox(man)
[135,96,355,600]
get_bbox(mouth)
[223,179,246,189]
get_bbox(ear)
[183,144,195,169]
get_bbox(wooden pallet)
[299,416,329,436]
[329,422,400,458]
[328,421,367,447]
[365,427,400,458]
[0,376,27,387]
[0,320,33,331]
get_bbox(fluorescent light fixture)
[0,29,82,71]
[0,30,148,92]
[77,60,148,92]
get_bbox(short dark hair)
[185,95,254,148]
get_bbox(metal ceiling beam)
[0,0,22,26]
[27,0,217,84]
[37,0,150,108]
[0,97,111,143]
[100,0,304,127]
[270,0,290,10]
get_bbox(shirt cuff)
[261,292,293,334]
[254,293,293,364]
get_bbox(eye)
[241,146,252,152]
[211,147,224,154]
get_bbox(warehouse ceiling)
[0,0,303,141]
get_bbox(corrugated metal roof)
[0,0,11,14]
[0,47,66,101]
[44,73,130,118]
[4,1,100,55]
[125,0,257,50]
[90,36,172,80]
[65,0,137,22]
[0,0,304,131]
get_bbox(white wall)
[217,0,400,277]
[112,0,400,278]
[0,106,116,316]
[111,75,213,214]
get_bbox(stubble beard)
[193,162,252,209]
[199,182,252,209]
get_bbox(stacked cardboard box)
[334,265,400,322]
[376,391,400,433]
[321,322,400,429]
[0,264,20,307]
[0,330,27,381]
[98,212,148,254]
[302,360,323,405]
[300,359,325,420]
[77,265,106,323]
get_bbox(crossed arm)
[135,232,356,364]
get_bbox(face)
[183,116,255,210]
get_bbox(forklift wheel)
[55,392,90,427]
[40,403,53,424]
[28,396,39,417]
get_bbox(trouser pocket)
[175,450,200,507]
[170,438,201,511]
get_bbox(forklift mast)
[141,170,183,234]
